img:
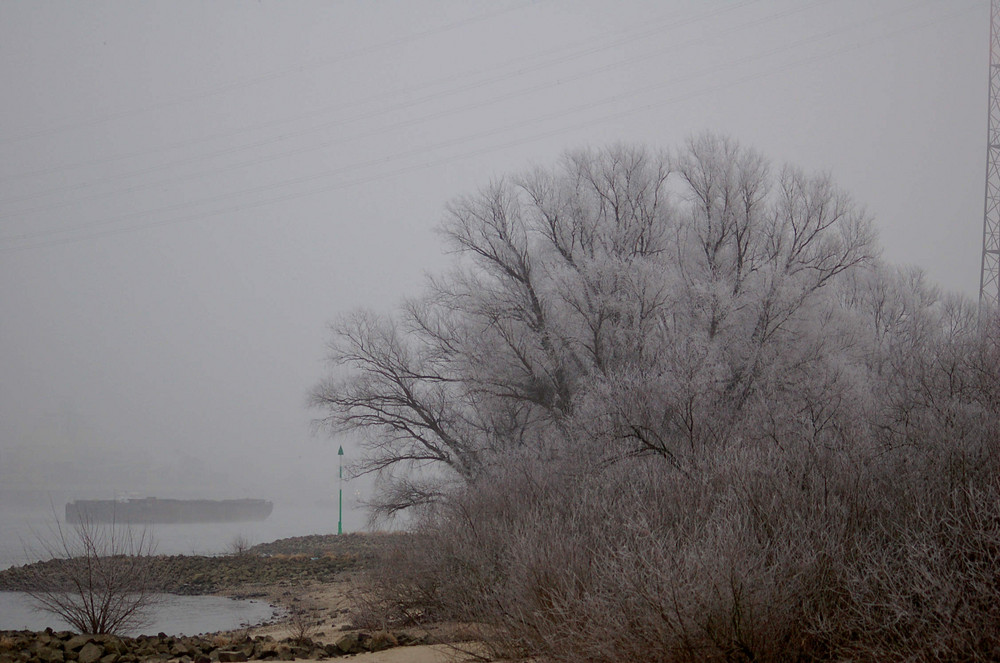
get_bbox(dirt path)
[229,575,489,662]
[346,644,484,663]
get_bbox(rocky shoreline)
[0,534,408,596]
[0,534,441,663]
[0,627,426,662]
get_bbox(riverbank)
[0,533,484,662]
[0,533,403,595]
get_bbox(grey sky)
[0,0,986,503]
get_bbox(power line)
[1,1,977,253]
[0,0,542,148]
[0,0,763,197]
[0,2,905,242]
[0,1,805,219]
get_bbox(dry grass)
[210,633,236,648]
[269,553,310,561]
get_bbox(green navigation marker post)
[337,445,344,535]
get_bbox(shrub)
[18,515,161,635]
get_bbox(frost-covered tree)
[312,135,878,514]
[315,137,1000,660]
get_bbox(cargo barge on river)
[65,497,273,524]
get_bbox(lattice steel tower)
[982,0,1000,306]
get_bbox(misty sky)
[0,1,986,504]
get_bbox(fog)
[0,1,985,523]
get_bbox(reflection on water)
[0,591,281,636]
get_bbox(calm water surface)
[0,591,280,636]
[0,499,362,635]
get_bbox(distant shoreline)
[0,533,402,596]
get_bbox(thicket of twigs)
[16,517,161,635]
[316,137,1000,661]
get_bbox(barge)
[65,497,273,524]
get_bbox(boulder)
[215,651,247,663]
[101,637,125,655]
[77,642,105,663]
[333,632,360,655]
[367,631,397,652]
[170,643,191,657]
[35,647,64,663]
[65,635,93,652]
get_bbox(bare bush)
[350,532,453,630]
[372,401,1000,661]
[18,515,160,635]
[227,533,253,557]
[285,608,318,645]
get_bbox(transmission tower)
[981,0,1000,306]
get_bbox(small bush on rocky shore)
[16,518,160,635]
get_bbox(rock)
[65,635,93,652]
[99,653,118,663]
[77,642,105,663]
[367,631,397,652]
[215,651,247,663]
[35,647,65,663]
[101,637,125,655]
[333,632,360,655]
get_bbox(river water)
[0,500,366,635]
[0,591,280,636]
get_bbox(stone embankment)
[0,627,418,662]
[0,533,410,596]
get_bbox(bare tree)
[18,515,160,635]
[227,533,253,557]
[312,136,876,514]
